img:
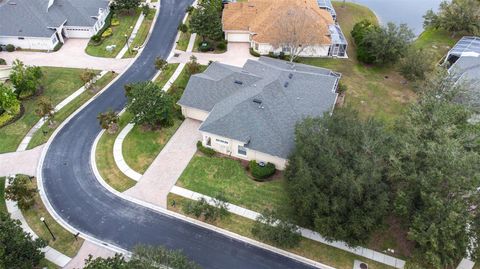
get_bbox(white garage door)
[227,33,250,43]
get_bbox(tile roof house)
[445,36,480,110]
[178,57,341,169]
[222,0,347,58]
[0,0,110,51]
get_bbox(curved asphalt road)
[41,1,316,268]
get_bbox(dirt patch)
[368,215,415,259]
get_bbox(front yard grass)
[123,119,182,173]
[176,155,288,212]
[85,10,141,58]
[95,112,137,192]
[27,72,117,149]
[168,194,394,269]
[123,10,156,58]
[0,67,87,153]
[298,2,416,123]
[155,63,180,88]
[176,15,191,51]
[22,179,84,257]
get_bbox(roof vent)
[288,73,293,79]
[234,80,243,85]
[284,82,289,88]
[253,98,262,104]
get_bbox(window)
[215,138,229,145]
[238,145,247,156]
[206,137,211,146]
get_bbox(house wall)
[225,31,250,42]
[201,131,288,170]
[252,42,330,57]
[0,33,58,50]
[0,66,12,82]
[65,6,110,38]
[181,106,210,122]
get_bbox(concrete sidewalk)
[124,119,201,208]
[64,241,117,269]
[0,146,44,177]
[0,39,131,73]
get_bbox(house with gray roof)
[0,0,110,51]
[445,36,480,110]
[178,57,340,169]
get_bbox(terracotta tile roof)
[222,0,334,45]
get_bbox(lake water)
[345,0,444,35]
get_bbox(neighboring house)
[317,0,337,21]
[445,36,480,109]
[0,0,110,51]
[222,0,347,57]
[178,57,341,170]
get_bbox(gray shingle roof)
[178,57,340,158]
[0,0,109,38]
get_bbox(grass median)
[168,194,394,269]
[95,112,137,192]
[22,179,84,257]
[0,67,87,153]
[27,72,117,149]
[123,10,156,58]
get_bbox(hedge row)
[196,141,216,157]
[249,160,275,181]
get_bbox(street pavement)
[40,0,317,268]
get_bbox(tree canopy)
[390,70,480,267]
[111,0,140,14]
[125,81,175,128]
[9,60,43,98]
[351,20,414,65]
[189,1,223,41]
[0,212,47,269]
[285,109,392,246]
[424,0,480,36]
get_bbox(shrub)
[5,175,37,210]
[249,160,275,180]
[178,23,188,33]
[337,82,348,94]
[0,58,6,65]
[111,18,120,26]
[91,34,102,43]
[249,48,260,57]
[184,196,229,222]
[101,28,113,38]
[216,41,227,51]
[5,44,15,52]
[251,209,301,248]
[196,141,216,156]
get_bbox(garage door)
[227,33,250,42]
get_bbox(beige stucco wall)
[253,42,330,57]
[201,131,287,170]
[181,106,209,122]
[0,34,58,50]
[0,66,12,82]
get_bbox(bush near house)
[5,44,15,52]
[249,161,276,181]
[0,58,6,65]
[196,141,215,156]
[101,28,113,38]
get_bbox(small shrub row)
[183,196,229,222]
[249,48,260,57]
[0,58,6,65]
[5,44,15,52]
[249,160,275,180]
[196,141,216,157]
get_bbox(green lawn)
[414,28,459,61]
[155,63,180,88]
[27,72,117,149]
[123,119,182,173]
[0,177,6,213]
[0,67,87,153]
[96,112,137,192]
[168,194,394,269]
[176,15,191,51]
[85,10,141,58]
[123,10,156,58]
[298,2,416,123]
[22,179,84,257]
[177,156,287,212]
